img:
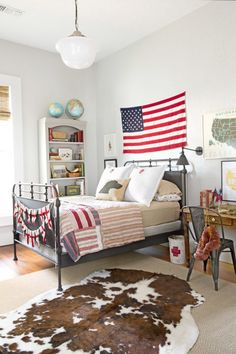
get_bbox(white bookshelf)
[38,117,87,196]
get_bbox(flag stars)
[121,107,144,132]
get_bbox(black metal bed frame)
[12,158,185,291]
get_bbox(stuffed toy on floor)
[194,225,221,261]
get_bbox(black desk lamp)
[176,146,203,205]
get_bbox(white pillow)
[124,165,166,207]
[96,164,134,197]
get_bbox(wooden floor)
[0,244,53,281]
[0,243,235,284]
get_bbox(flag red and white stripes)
[120,91,187,154]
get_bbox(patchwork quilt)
[59,196,145,261]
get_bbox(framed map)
[203,108,236,159]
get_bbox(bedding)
[157,179,182,196]
[59,197,145,261]
[95,164,134,197]
[61,196,180,227]
[154,194,181,202]
[124,165,166,206]
[96,178,130,201]
[139,200,180,227]
[58,196,180,260]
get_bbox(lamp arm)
[183,146,203,156]
[183,147,196,152]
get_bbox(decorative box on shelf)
[58,148,72,161]
[50,129,68,141]
[65,185,80,196]
[51,164,67,178]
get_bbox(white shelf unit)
[38,117,87,196]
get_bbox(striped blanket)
[60,197,145,261]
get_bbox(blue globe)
[48,102,64,118]
[66,99,84,119]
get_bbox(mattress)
[139,201,180,227]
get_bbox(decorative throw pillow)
[124,165,166,207]
[157,180,182,196]
[96,179,130,201]
[95,164,134,198]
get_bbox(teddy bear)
[194,225,221,261]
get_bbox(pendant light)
[56,0,96,69]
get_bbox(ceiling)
[0,0,210,62]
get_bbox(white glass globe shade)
[56,34,96,69]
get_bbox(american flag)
[120,91,187,154]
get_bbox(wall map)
[203,108,236,159]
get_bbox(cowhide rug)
[0,268,204,354]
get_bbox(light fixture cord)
[75,0,78,31]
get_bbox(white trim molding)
[0,73,24,234]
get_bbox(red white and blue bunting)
[14,199,53,247]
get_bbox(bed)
[12,158,185,291]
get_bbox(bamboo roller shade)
[0,85,11,120]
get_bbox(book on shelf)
[49,152,58,156]
[48,128,53,141]
[69,131,84,143]
[51,138,69,142]
[49,156,61,161]
[75,130,84,142]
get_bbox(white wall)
[0,39,97,244]
[95,2,236,263]
[0,39,97,195]
[95,2,236,205]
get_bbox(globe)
[66,99,84,119]
[48,102,64,118]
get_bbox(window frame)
[0,74,24,226]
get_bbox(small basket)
[67,172,80,178]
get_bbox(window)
[0,75,23,226]
[0,88,14,221]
